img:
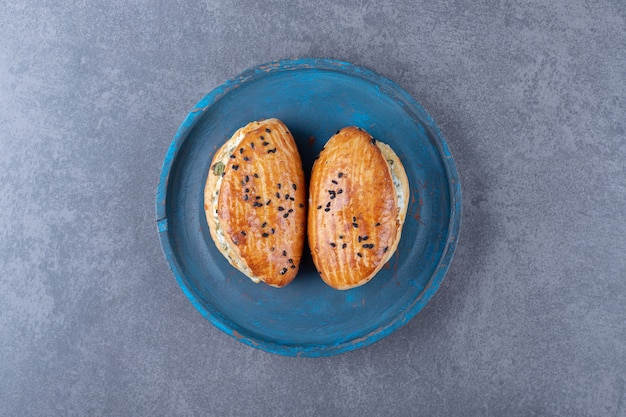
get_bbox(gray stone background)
[1,1,624,416]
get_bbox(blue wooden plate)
[156,59,461,357]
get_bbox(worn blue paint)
[155,58,462,357]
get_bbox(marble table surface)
[1,1,624,416]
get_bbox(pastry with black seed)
[204,119,306,287]
[308,127,409,290]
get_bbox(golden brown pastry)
[308,127,409,290]
[204,119,306,287]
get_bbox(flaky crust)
[308,127,409,290]
[204,119,306,287]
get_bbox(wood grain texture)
[161,59,459,356]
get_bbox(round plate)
[156,59,461,357]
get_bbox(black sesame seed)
[276,192,281,198]
[357,252,363,258]
[317,205,322,210]
[241,180,246,186]
[358,236,362,242]
[339,235,344,239]
[283,213,289,218]
[352,216,357,222]
[352,223,358,228]
[338,172,344,178]
[330,195,335,200]
[230,154,235,159]
[282,250,287,256]
[278,206,284,211]
[243,156,250,161]
[337,189,343,194]
[265,128,271,133]
[253,202,263,207]
[362,243,374,249]
[239,148,244,154]
[250,142,255,148]
[262,233,269,237]
[254,173,259,178]
[267,148,277,153]
[292,183,297,190]
[330,242,336,247]
[326,202,331,208]
[288,258,293,264]
[299,203,304,208]
[240,231,246,236]
[289,197,295,201]
[262,222,267,228]
[375,222,381,226]
[255,196,261,200]
[245,188,249,193]
[371,137,376,144]
[221,172,225,177]
[284,193,290,200]
[324,208,330,212]
[271,247,275,251]
[331,180,338,185]
[288,209,293,213]
[277,183,281,189]
[262,141,269,146]
[271,228,275,234]
[290,265,296,269]
[245,175,249,182]
[383,246,389,253]
[243,195,248,201]
[362,236,369,241]
[342,243,347,249]
[232,164,239,170]
[279,268,287,275]
[336,130,340,134]
[266,200,271,205]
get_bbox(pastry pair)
[204,119,409,290]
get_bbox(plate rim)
[155,58,462,357]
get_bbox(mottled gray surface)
[0,0,624,415]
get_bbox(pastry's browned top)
[214,120,306,286]
[308,127,398,289]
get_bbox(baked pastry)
[204,119,306,287]
[307,127,409,290]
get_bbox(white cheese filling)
[376,142,407,216]
[386,160,404,212]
